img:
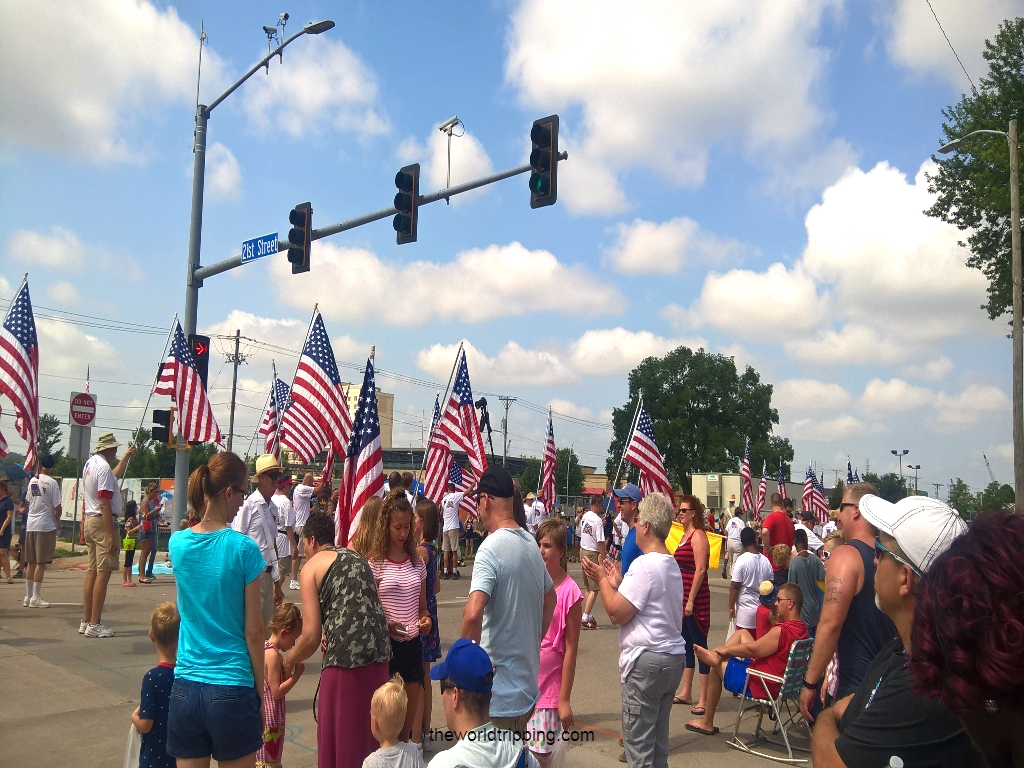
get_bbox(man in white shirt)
[24,454,62,608]
[579,496,607,629]
[290,473,315,589]
[232,454,284,632]
[730,527,775,632]
[81,432,134,638]
[441,481,465,580]
[821,510,839,539]
[271,478,296,591]
[795,509,825,554]
[723,508,747,579]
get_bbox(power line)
[924,0,976,92]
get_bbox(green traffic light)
[530,173,550,196]
[393,214,412,234]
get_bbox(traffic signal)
[393,163,420,245]
[152,407,176,446]
[287,202,312,274]
[529,115,559,209]
[188,334,211,389]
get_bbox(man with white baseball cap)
[810,494,986,767]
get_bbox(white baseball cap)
[858,494,967,574]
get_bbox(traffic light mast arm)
[192,150,568,281]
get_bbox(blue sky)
[2,0,1021,496]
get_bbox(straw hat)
[525,491,536,501]
[92,432,120,454]
[252,454,283,480]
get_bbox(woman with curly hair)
[911,510,1024,768]
[366,489,432,748]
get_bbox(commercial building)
[689,472,806,514]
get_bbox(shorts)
[85,516,120,573]
[294,527,304,555]
[167,678,263,762]
[277,553,292,580]
[24,530,57,564]
[0,526,11,549]
[388,636,424,684]
[442,529,460,553]
[723,657,753,696]
[526,707,562,752]
[136,527,155,543]
[581,549,601,592]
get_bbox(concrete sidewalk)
[0,556,809,767]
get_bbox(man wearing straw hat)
[232,454,285,631]
[80,432,134,638]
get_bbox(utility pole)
[225,329,247,452]
[932,482,945,499]
[498,396,516,466]
[1011,118,1023,513]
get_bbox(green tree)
[862,472,907,503]
[829,480,846,510]
[554,447,585,498]
[927,18,1024,320]
[517,458,541,494]
[38,413,65,458]
[948,477,975,515]
[978,480,1015,510]
[606,346,793,493]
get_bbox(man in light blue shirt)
[461,466,555,732]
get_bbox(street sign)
[69,391,96,427]
[241,232,279,264]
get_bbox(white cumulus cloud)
[859,378,935,414]
[205,143,242,202]
[774,379,853,412]
[932,384,1009,432]
[46,281,81,305]
[396,124,494,205]
[604,217,754,274]
[7,227,144,279]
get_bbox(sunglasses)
[439,678,456,694]
[874,536,923,578]
[839,502,858,511]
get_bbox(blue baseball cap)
[613,483,642,503]
[429,638,493,693]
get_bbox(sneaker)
[79,620,88,634]
[289,580,300,590]
[85,623,115,638]
[618,751,627,763]
[23,596,29,607]
[453,571,460,580]
[29,596,50,608]
[581,618,597,630]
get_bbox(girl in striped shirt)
[368,489,431,745]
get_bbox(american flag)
[0,405,8,458]
[853,468,860,483]
[624,403,673,501]
[802,466,816,519]
[423,395,450,504]
[540,409,557,514]
[438,350,488,478]
[154,319,221,445]
[449,462,477,519]
[846,459,854,485]
[754,460,768,518]
[777,460,787,498]
[811,470,830,524]
[258,378,292,461]
[320,446,336,488]
[0,279,39,471]
[739,439,754,512]
[337,356,384,547]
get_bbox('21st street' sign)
[241,232,279,264]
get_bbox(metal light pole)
[939,121,1023,514]
[172,19,334,529]
[890,449,908,486]
[907,464,921,495]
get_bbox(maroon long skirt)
[318,662,389,768]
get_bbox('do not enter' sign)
[70,392,96,427]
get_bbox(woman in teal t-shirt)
[166,452,267,766]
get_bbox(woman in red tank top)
[673,495,711,716]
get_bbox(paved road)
[0,554,809,767]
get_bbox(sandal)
[673,695,693,705]
[122,582,137,587]
[690,706,707,717]
[685,723,719,736]
[139,578,153,584]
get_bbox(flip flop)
[138,578,153,584]
[690,706,707,716]
[685,723,719,736]
[673,695,693,705]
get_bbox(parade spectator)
[368,489,432,744]
[528,518,583,768]
[0,477,15,583]
[15,496,28,580]
[365,674,426,768]
[755,581,777,639]
[761,493,794,587]
[729,527,774,633]
[821,509,839,539]
[258,602,304,768]
[795,509,825,554]
[137,482,160,583]
[440,481,464,580]
[351,496,384,560]
[811,495,984,767]
[799,482,897,722]
[131,601,179,768]
[723,507,746,579]
[23,454,62,606]
[613,485,642,575]
[673,495,711,715]
[402,471,416,508]
[686,583,810,736]
[81,432,134,638]
[167,453,265,766]
[582,491,686,768]
[290,473,316,590]
[911,510,1024,768]
[121,501,141,588]
[427,639,540,768]
[771,543,791,584]
[611,508,627,561]
[232,454,286,630]
[413,498,442,750]
[579,496,607,630]
[461,465,555,734]
[789,528,825,632]
[271,477,296,593]
[524,491,542,535]
[511,477,529,530]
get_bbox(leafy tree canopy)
[606,346,793,493]
[829,480,846,510]
[978,480,1015,510]
[948,477,975,516]
[862,471,907,503]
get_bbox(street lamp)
[891,449,909,486]
[172,18,334,528]
[938,121,1023,514]
[906,464,921,495]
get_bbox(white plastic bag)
[124,724,141,768]
[726,617,737,642]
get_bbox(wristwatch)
[802,677,821,690]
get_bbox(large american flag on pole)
[259,378,292,461]
[813,472,830,524]
[423,395,450,504]
[449,462,478,520]
[280,310,352,464]
[754,461,768,519]
[154,319,221,444]
[802,466,816,520]
[624,403,673,502]
[777,460,787,499]
[739,439,753,513]
[0,278,40,470]
[438,350,488,478]
[540,408,557,514]
[337,355,384,547]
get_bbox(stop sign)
[70,392,96,427]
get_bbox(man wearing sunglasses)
[810,495,985,767]
[231,454,285,633]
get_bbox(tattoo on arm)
[825,577,843,605]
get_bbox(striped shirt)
[369,556,426,638]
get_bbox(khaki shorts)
[295,527,304,557]
[442,529,460,553]
[278,554,292,580]
[24,530,58,564]
[85,516,120,573]
[582,549,601,592]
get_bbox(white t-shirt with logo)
[27,473,61,532]
[578,510,605,552]
[616,552,687,681]
[725,516,746,543]
[731,551,775,629]
[612,513,628,546]
[441,491,464,532]
[83,454,121,519]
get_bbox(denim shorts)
[135,527,154,543]
[167,678,262,761]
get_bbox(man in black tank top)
[799,483,896,722]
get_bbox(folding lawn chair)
[726,637,814,764]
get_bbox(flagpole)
[610,395,643,495]
[245,363,276,460]
[269,361,283,460]
[416,341,464,486]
